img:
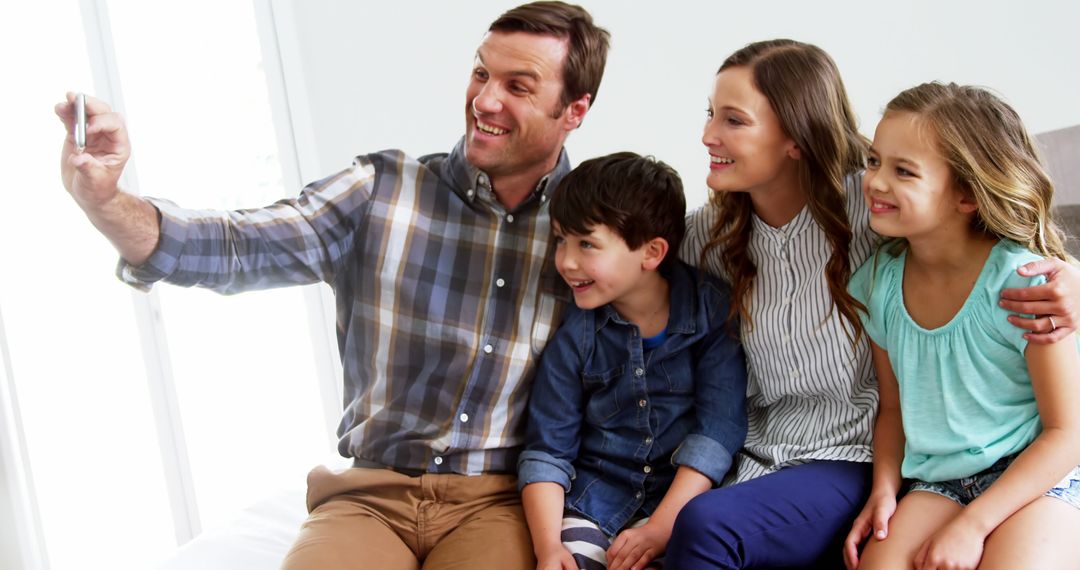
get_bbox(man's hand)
[1000,258,1080,344]
[54,92,159,266]
[55,92,131,210]
[606,522,667,570]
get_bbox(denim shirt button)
[634,491,643,500]
[638,399,647,408]
[643,465,652,474]
[644,436,653,445]
[634,367,644,377]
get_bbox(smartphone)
[75,93,86,152]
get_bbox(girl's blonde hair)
[701,39,868,343]
[884,82,1068,261]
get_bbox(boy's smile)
[566,278,595,293]
[553,223,652,313]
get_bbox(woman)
[663,39,1080,569]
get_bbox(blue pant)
[665,460,871,569]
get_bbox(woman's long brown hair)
[702,39,869,344]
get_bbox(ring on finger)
[1048,315,1058,332]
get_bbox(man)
[55,2,609,568]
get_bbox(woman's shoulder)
[683,205,720,250]
[844,171,865,215]
[680,204,727,279]
[845,170,864,192]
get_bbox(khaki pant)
[281,465,535,570]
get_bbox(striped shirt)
[681,173,879,484]
[119,138,570,475]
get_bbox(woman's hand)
[843,491,897,569]
[1000,258,1080,343]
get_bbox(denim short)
[910,454,1080,510]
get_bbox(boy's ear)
[641,237,670,271]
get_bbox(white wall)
[276,0,1080,209]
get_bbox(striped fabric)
[119,138,570,475]
[680,173,879,484]
[560,515,649,570]
[562,516,610,570]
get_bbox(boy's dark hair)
[489,1,610,109]
[550,152,686,271]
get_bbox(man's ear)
[564,94,591,130]
[641,237,670,271]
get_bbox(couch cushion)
[1054,204,1080,260]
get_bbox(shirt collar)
[593,262,699,335]
[751,202,815,243]
[446,137,571,208]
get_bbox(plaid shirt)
[119,138,571,475]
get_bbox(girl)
[843,83,1080,569]
[665,40,1080,569]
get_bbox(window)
[0,2,337,567]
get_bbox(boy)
[518,152,748,570]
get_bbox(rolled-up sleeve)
[117,198,192,291]
[517,449,575,492]
[517,310,587,492]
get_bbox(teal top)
[849,239,1057,482]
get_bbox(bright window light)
[105,0,332,534]
[0,1,336,567]
[0,3,175,569]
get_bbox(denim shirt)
[518,261,748,535]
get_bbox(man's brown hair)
[489,1,611,109]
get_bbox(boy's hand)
[607,522,667,570]
[536,544,577,570]
[843,492,897,569]
[914,518,984,570]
